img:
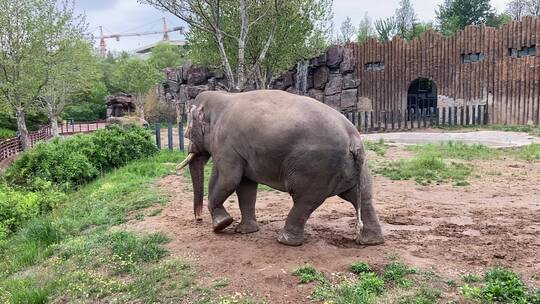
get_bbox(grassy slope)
[0,151,248,303]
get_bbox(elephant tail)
[350,140,366,233]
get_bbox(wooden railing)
[0,121,107,162]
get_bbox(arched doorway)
[407,78,437,118]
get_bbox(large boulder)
[340,48,355,73]
[106,116,149,128]
[181,62,193,81]
[341,89,358,110]
[325,74,343,96]
[187,85,210,99]
[187,66,209,85]
[313,66,329,90]
[324,94,341,110]
[343,73,360,89]
[311,53,327,67]
[308,89,324,102]
[326,45,344,69]
[271,70,294,90]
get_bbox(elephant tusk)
[176,153,195,171]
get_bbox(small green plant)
[351,261,372,275]
[364,138,389,156]
[357,272,385,295]
[292,264,326,284]
[460,267,538,303]
[0,278,49,304]
[383,262,417,287]
[461,273,481,283]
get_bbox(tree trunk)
[236,0,249,91]
[137,94,146,120]
[46,100,60,137]
[215,32,236,91]
[15,106,30,150]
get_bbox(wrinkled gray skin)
[185,90,384,246]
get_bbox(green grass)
[0,128,16,140]
[374,153,472,186]
[364,138,390,156]
[462,273,481,283]
[0,151,247,303]
[517,143,540,161]
[383,262,418,288]
[407,141,496,160]
[488,124,540,137]
[398,287,442,304]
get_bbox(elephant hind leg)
[338,183,384,245]
[277,193,326,246]
[235,178,259,234]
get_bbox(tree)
[507,0,540,19]
[141,0,284,91]
[36,39,100,137]
[357,13,374,43]
[436,0,508,36]
[339,16,357,43]
[184,0,332,89]
[506,0,529,20]
[375,17,397,42]
[410,22,434,40]
[149,42,187,70]
[111,58,163,120]
[0,0,85,150]
[395,0,416,39]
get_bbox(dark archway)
[407,78,437,118]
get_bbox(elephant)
[178,90,384,246]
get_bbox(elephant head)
[177,103,210,221]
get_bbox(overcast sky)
[78,0,509,54]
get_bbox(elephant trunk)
[189,155,208,221]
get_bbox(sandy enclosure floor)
[123,146,540,303]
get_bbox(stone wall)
[161,45,360,115]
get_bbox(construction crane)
[97,17,184,56]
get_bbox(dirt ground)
[124,146,540,303]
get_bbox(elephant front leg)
[208,166,241,232]
[235,178,259,234]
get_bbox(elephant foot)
[212,214,234,232]
[356,228,384,245]
[277,230,304,246]
[235,221,259,234]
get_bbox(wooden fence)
[0,121,107,162]
[343,105,488,132]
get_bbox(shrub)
[0,127,16,140]
[0,185,64,240]
[4,125,158,191]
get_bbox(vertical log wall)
[349,16,540,125]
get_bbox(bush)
[4,125,158,191]
[351,261,372,275]
[0,185,65,240]
[0,127,16,140]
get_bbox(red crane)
[96,17,183,55]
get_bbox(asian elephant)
[178,90,384,246]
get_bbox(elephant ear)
[196,105,207,135]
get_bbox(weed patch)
[407,141,496,160]
[375,153,472,185]
[350,261,372,275]
[398,287,441,304]
[292,264,326,284]
[460,267,538,303]
[364,139,389,156]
